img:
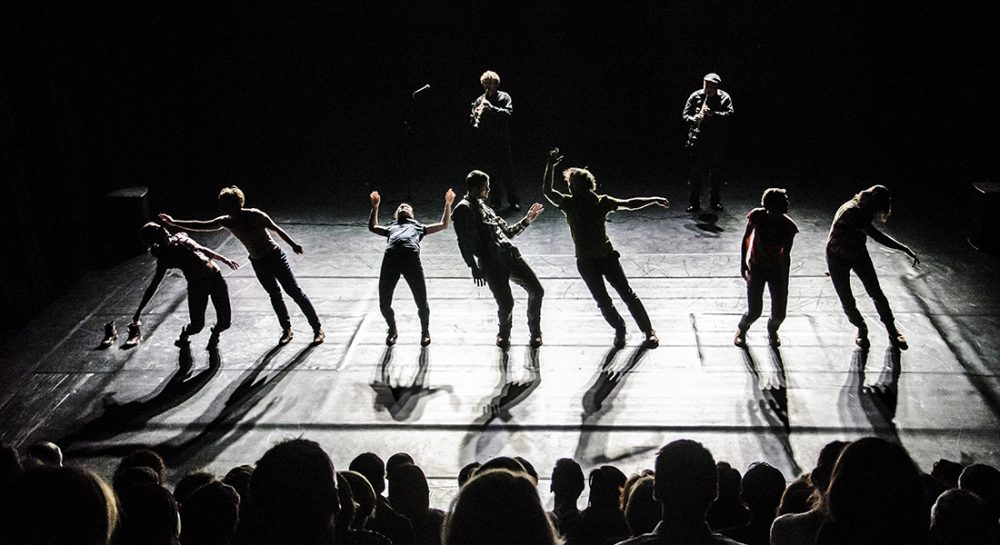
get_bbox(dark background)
[1,1,996,334]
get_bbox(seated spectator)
[174,470,217,504]
[620,470,654,512]
[115,447,167,484]
[235,438,340,545]
[180,480,241,545]
[458,461,481,487]
[573,465,629,545]
[336,472,392,545]
[223,464,254,500]
[112,466,161,497]
[443,468,559,545]
[477,455,528,476]
[931,459,964,489]
[776,473,814,516]
[771,440,847,545]
[623,475,659,537]
[816,437,927,545]
[930,489,993,545]
[115,481,180,545]
[350,452,416,545]
[341,471,379,529]
[549,458,585,539]
[616,439,743,545]
[389,463,445,545]
[516,456,540,483]
[0,465,118,545]
[387,452,416,479]
[958,463,1000,526]
[24,441,63,467]
[708,462,749,530]
[721,462,785,545]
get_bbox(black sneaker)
[100,321,118,349]
[278,328,294,345]
[855,329,871,349]
[643,331,660,349]
[613,329,626,349]
[207,327,221,349]
[768,331,781,347]
[734,330,747,348]
[496,335,511,350]
[124,323,142,348]
[420,331,431,347]
[529,334,543,348]
[890,333,908,351]
[385,329,398,346]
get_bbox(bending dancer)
[734,188,798,348]
[470,70,518,211]
[131,223,239,348]
[368,188,456,346]
[453,170,544,349]
[827,185,918,350]
[159,186,325,345]
[682,73,734,212]
[542,148,667,348]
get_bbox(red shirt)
[745,208,798,269]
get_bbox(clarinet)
[471,98,485,128]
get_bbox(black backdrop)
[1,1,996,333]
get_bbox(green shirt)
[559,193,623,259]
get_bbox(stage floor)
[2,178,998,508]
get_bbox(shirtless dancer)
[160,186,325,345]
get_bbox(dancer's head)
[761,188,789,214]
[218,186,246,214]
[480,70,500,96]
[140,222,170,248]
[395,203,414,221]
[466,170,490,199]
[856,185,892,222]
[563,168,596,195]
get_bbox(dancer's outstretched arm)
[866,225,919,265]
[616,196,670,210]
[262,212,304,254]
[425,188,456,235]
[542,148,566,206]
[368,191,389,237]
[194,242,240,271]
[132,264,167,324]
[158,213,225,232]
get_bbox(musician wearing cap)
[682,72,734,212]
[470,70,520,211]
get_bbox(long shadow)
[574,345,656,463]
[739,346,801,475]
[370,346,452,421]
[61,344,221,450]
[837,347,901,444]
[460,348,542,460]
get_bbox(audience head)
[341,471,377,528]
[0,465,118,545]
[588,465,627,510]
[334,472,357,537]
[174,470,217,504]
[761,187,789,214]
[959,463,1000,522]
[223,464,253,500]
[621,469,654,511]
[551,457,585,501]
[458,461,481,487]
[238,438,339,545]
[822,437,926,545]
[116,448,166,485]
[113,466,160,497]
[388,463,430,519]
[117,481,180,545]
[349,452,386,495]
[386,452,415,480]
[515,456,539,483]
[217,185,246,214]
[180,480,240,545]
[740,462,786,519]
[24,441,63,467]
[624,475,659,536]
[654,439,718,521]
[811,440,848,498]
[777,473,815,515]
[479,456,527,476]
[443,468,558,545]
[931,459,964,488]
[930,488,994,545]
[715,461,742,505]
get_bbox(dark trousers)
[483,254,544,337]
[737,266,789,334]
[474,136,518,207]
[827,250,896,333]
[186,272,231,335]
[379,250,430,333]
[577,252,653,334]
[250,248,322,331]
[687,145,722,207]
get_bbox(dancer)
[453,170,544,349]
[734,188,798,348]
[826,185,919,349]
[368,188,456,346]
[470,70,519,211]
[682,73,734,212]
[542,148,667,348]
[159,186,325,345]
[131,222,239,348]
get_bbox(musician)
[682,73,734,212]
[470,70,519,211]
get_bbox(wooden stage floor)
[2,180,998,507]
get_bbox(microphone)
[412,84,431,98]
